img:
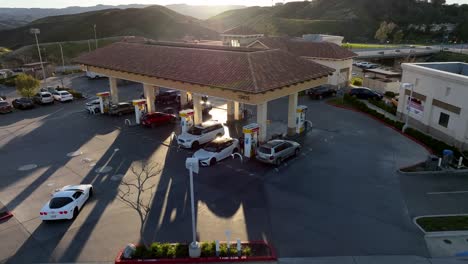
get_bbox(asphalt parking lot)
[0,75,431,262]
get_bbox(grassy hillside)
[166,4,245,20]
[207,0,468,42]
[0,5,218,49]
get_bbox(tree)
[431,0,445,5]
[15,73,40,98]
[393,30,404,44]
[375,21,397,43]
[118,162,161,247]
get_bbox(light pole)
[58,42,65,71]
[30,28,47,85]
[87,39,91,52]
[401,82,414,133]
[93,24,98,49]
[185,158,201,258]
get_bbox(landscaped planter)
[0,211,13,221]
[115,241,277,264]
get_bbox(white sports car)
[193,137,239,166]
[40,184,93,221]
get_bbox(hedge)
[56,87,84,99]
[132,242,252,259]
[342,94,466,166]
[368,98,397,115]
[0,76,17,87]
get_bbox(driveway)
[0,78,430,262]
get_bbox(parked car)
[193,137,239,166]
[308,85,337,100]
[141,112,176,127]
[108,102,135,116]
[177,121,225,149]
[40,184,93,221]
[156,90,180,105]
[85,99,101,114]
[12,97,34,109]
[362,63,378,69]
[0,101,13,113]
[349,87,383,100]
[52,90,73,102]
[186,96,212,114]
[256,140,301,166]
[33,92,54,104]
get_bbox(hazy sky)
[0,0,466,8]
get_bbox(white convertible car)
[193,137,239,166]
[40,184,93,221]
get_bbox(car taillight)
[59,211,63,214]
[40,212,43,215]
[40,212,47,215]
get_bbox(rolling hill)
[166,4,246,20]
[207,0,468,42]
[0,5,219,49]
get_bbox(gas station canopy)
[74,41,334,105]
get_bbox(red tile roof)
[222,26,262,36]
[74,42,333,93]
[249,37,357,60]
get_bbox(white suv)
[33,92,54,104]
[177,121,225,149]
[52,91,73,102]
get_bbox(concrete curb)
[413,214,468,235]
[398,167,468,175]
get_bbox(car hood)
[193,149,215,160]
[178,133,199,141]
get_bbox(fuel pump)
[242,123,260,158]
[96,92,111,114]
[296,105,308,134]
[179,109,194,133]
[132,99,147,125]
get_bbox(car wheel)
[275,158,282,166]
[191,141,199,149]
[72,208,78,220]
[294,148,300,157]
[210,158,216,166]
[233,148,239,154]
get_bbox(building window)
[438,112,450,128]
[230,39,240,47]
[445,87,451,97]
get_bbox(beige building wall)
[397,63,468,149]
[308,58,353,88]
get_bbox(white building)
[398,62,468,150]
[248,37,357,88]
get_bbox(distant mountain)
[166,4,245,20]
[0,5,219,49]
[0,4,150,30]
[207,0,468,43]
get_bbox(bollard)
[438,158,442,168]
[458,157,464,169]
[215,240,220,257]
[237,239,241,257]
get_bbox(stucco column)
[227,101,235,123]
[109,77,119,104]
[143,83,155,113]
[187,92,193,102]
[287,93,298,136]
[234,101,241,120]
[180,91,188,107]
[193,94,203,125]
[257,102,268,143]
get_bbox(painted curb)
[115,241,277,264]
[326,101,434,154]
[0,212,13,221]
[413,214,468,235]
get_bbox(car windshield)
[258,146,272,154]
[187,127,202,135]
[42,94,51,97]
[49,197,73,209]
[203,142,221,152]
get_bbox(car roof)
[52,191,75,198]
[210,137,233,144]
[39,91,51,95]
[262,140,285,148]
[118,102,130,105]
[196,121,221,128]
[58,90,69,93]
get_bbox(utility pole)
[30,28,47,86]
[93,24,98,49]
[58,42,65,71]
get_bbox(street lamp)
[93,24,98,49]
[401,82,414,133]
[185,158,201,258]
[30,28,47,84]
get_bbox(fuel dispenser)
[179,109,194,133]
[132,99,147,125]
[296,105,308,134]
[243,123,260,158]
[96,92,111,114]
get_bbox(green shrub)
[0,76,17,87]
[351,77,363,86]
[133,245,151,259]
[150,242,172,258]
[368,98,397,115]
[200,241,216,257]
[384,91,396,98]
[242,246,252,256]
[57,87,83,99]
[174,243,188,258]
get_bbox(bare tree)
[118,162,161,247]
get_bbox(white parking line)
[427,190,468,195]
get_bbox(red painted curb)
[326,101,434,155]
[115,241,277,264]
[0,212,13,221]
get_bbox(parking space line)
[427,190,468,195]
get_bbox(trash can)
[426,154,439,171]
[442,149,454,168]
